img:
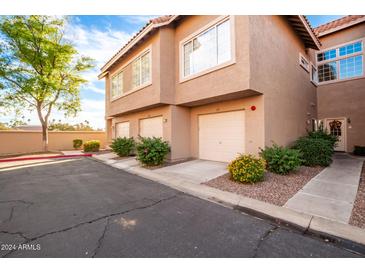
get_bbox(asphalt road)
[0,157,363,258]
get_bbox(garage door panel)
[199,111,245,162]
[139,116,163,138]
[116,122,130,138]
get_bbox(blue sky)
[0,15,345,129]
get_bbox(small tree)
[0,16,94,151]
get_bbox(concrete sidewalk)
[285,154,363,223]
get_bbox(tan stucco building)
[99,15,365,162]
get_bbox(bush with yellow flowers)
[228,154,266,184]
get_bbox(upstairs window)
[132,50,151,89]
[182,17,232,78]
[317,49,336,62]
[317,39,364,83]
[111,71,123,99]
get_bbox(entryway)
[325,118,346,151]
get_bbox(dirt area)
[349,162,365,229]
[203,166,324,206]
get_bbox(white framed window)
[111,71,123,99]
[316,38,364,84]
[299,53,310,72]
[132,50,151,89]
[181,16,233,79]
[310,63,318,85]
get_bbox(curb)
[91,156,365,249]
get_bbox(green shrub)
[260,144,302,175]
[228,154,266,184]
[354,146,365,156]
[308,129,338,148]
[83,140,100,152]
[73,139,83,149]
[110,137,135,157]
[293,137,333,166]
[136,137,170,166]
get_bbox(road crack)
[252,226,279,258]
[92,218,110,258]
[1,194,178,258]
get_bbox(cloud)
[122,15,157,25]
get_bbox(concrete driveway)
[0,158,362,257]
[154,160,228,184]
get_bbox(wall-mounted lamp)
[163,118,168,123]
[348,118,352,129]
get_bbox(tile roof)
[314,15,365,36]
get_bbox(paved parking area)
[0,158,362,257]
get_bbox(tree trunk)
[41,122,49,152]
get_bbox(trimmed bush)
[260,144,302,175]
[110,137,135,157]
[293,137,333,166]
[308,129,338,148]
[73,139,83,149]
[228,154,266,184]
[83,140,100,152]
[136,137,170,166]
[354,146,365,156]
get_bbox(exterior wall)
[190,96,264,157]
[316,23,365,151]
[174,15,252,105]
[248,16,318,147]
[111,105,190,161]
[112,105,171,141]
[105,32,164,117]
[0,131,106,156]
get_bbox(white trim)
[299,52,310,72]
[309,62,318,86]
[179,15,236,83]
[316,37,364,85]
[110,46,152,102]
[317,17,365,37]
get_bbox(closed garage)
[139,116,163,138]
[115,122,130,138]
[199,110,245,162]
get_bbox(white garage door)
[199,110,245,162]
[139,116,163,138]
[115,122,130,138]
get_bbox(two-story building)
[99,15,365,163]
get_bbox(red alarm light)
[251,105,256,111]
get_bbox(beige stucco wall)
[111,95,264,161]
[248,16,318,148]
[105,32,163,117]
[174,16,252,105]
[316,23,365,152]
[0,131,106,156]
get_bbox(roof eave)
[99,15,179,76]
[298,15,321,50]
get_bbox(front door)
[325,118,346,151]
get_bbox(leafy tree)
[0,16,94,150]
[48,119,96,131]
[0,122,9,130]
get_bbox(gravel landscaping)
[203,166,324,206]
[349,161,365,229]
